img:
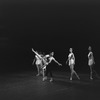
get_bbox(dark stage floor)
[0,70,100,100]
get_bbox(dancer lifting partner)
[43,52,62,82]
[66,48,80,80]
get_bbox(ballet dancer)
[32,52,43,76]
[43,52,62,82]
[88,46,99,80]
[66,48,80,80]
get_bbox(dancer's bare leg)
[70,65,80,80]
[70,71,73,80]
[70,65,73,80]
[36,65,40,76]
[90,66,93,80]
[73,70,80,80]
[42,67,47,81]
[93,70,100,79]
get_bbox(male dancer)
[88,46,98,80]
[43,52,62,82]
[66,48,80,80]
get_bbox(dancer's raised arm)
[32,48,43,59]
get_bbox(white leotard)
[88,52,94,66]
[35,55,42,65]
[68,53,75,66]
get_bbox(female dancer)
[32,53,43,76]
[88,46,97,80]
[66,48,80,80]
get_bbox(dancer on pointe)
[43,52,62,82]
[88,46,99,80]
[66,48,80,80]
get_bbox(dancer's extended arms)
[53,58,62,66]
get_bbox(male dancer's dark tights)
[45,65,52,78]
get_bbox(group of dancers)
[32,46,97,82]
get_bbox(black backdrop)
[0,0,100,73]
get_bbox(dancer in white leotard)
[66,48,80,80]
[88,46,97,80]
[32,54,43,76]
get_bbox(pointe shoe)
[90,77,93,80]
[42,77,47,81]
[36,74,40,76]
[70,77,72,81]
[50,78,53,82]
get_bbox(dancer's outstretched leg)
[70,65,80,80]
[93,70,100,79]
[73,70,80,80]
